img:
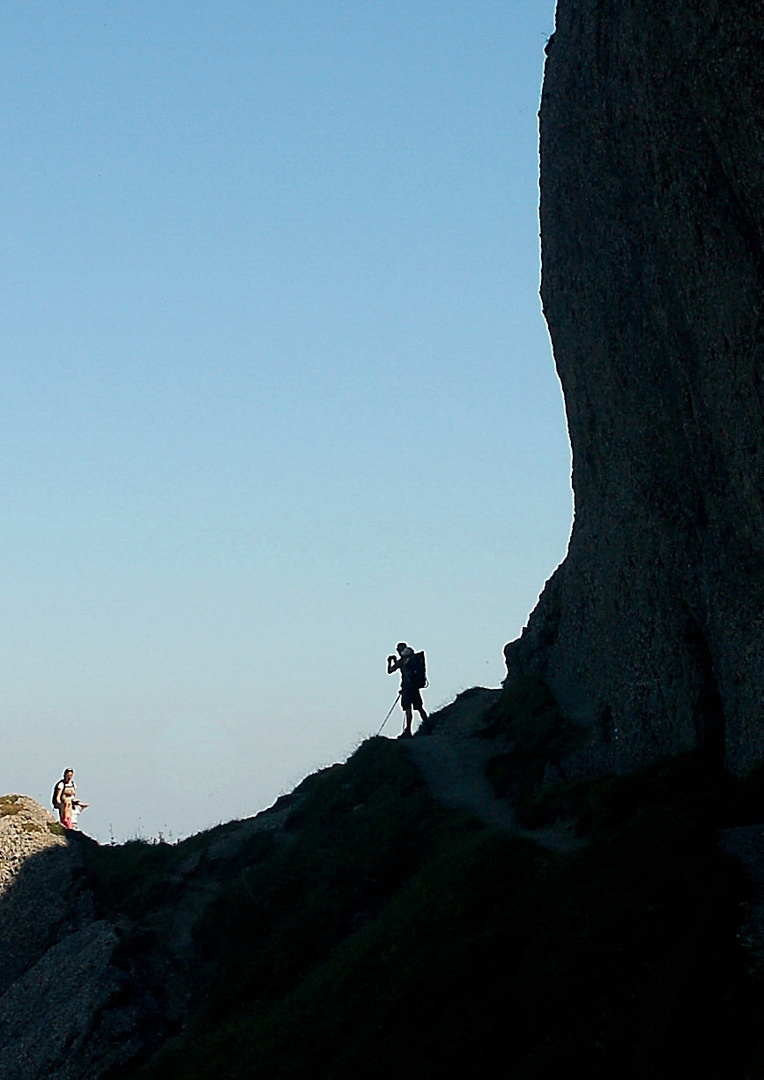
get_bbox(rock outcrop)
[0,797,159,1080]
[506,1,764,775]
[0,795,90,993]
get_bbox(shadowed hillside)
[4,689,764,1078]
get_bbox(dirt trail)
[403,688,586,855]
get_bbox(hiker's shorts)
[401,684,423,711]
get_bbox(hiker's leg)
[403,705,413,735]
[415,705,432,734]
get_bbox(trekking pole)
[376,692,401,736]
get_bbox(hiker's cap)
[396,642,407,652]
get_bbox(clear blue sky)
[1,0,567,842]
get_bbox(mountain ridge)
[1,686,763,1077]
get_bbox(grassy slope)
[81,736,764,1080]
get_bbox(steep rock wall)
[506,0,764,775]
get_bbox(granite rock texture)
[506,0,764,775]
[0,795,91,992]
[0,797,160,1080]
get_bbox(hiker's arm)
[387,655,401,674]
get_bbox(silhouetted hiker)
[52,769,88,830]
[387,642,429,738]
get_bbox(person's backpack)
[52,782,62,809]
[407,651,427,689]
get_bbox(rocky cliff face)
[506,0,764,775]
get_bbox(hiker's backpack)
[408,651,427,689]
[52,782,62,809]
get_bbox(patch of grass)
[47,822,65,837]
[77,835,177,918]
[190,738,478,1021]
[20,821,44,833]
[77,814,275,921]
[0,796,23,816]
[77,833,203,920]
